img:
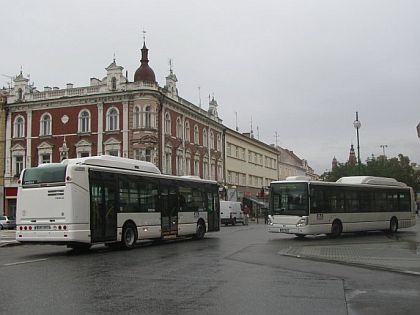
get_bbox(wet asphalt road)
[1,222,420,315]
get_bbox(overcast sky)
[1,0,419,174]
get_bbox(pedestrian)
[243,204,250,225]
[264,208,268,224]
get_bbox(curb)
[0,241,20,248]
[279,251,420,277]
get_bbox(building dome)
[134,43,156,83]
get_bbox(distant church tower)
[348,144,357,166]
[332,156,338,171]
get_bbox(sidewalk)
[0,230,19,247]
[278,223,420,276]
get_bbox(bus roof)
[62,155,161,174]
[271,176,408,188]
[336,176,407,187]
[61,155,219,185]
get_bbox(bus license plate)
[279,228,289,233]
[35,225,51,230]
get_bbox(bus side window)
[310,187,325,213]
[399,191,410,212]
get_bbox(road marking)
[4,258,48,266]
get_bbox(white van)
[220,201,245,226]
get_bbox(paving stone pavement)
[279,241,420,275]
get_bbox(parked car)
[220,201,245,226]
[0,215,16,230]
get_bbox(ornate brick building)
[4,41,224,216]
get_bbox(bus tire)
[122,223,138,249]
[389,217,398,233]
[232,218,236,226]
[193,220,206,240]
[329,220,342,238]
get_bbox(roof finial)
[113,52,116,63]
[142,28,146,45]
[169,58,173,74]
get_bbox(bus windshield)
[22,164,67,186]
[271,182,308,216]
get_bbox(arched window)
[14,116,25,138]
[78,110,91,133]
[40,113,52,136]
[194,154,200,176]
[134,106,141,128]
[107,107,119,131]
[203,155,209,179]
[217,134,221,151]
[111,77,117,90]
[194,125,199,144]
[184,121,190,142]
[144,106,151,128]
[176,117,183,139]
[164,112,171,135]
[210,131,215,149]
[203,129,208,147]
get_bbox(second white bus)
[268,176,416,237]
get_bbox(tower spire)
[142,29,146,45]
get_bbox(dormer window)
[111,77,117,90]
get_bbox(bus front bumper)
[268,223,307,234]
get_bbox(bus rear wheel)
[329,220,342,238]
[389,217,398,233]
[122,223,138,249]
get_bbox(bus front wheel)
[122,223,138,249]
[389,217,398,233]
[329,220,342,238]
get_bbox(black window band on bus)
[309,184,412,213]
[22,165,67,186]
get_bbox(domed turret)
[134,42,156,83]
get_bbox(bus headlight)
[296,217,308,227]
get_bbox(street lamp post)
[380,144,388,158]
[353,112,362,175]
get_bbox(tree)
[323,154,420,193]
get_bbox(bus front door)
[160,183,178,236]
[90,171,117,243]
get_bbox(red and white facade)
[4,43,224,216]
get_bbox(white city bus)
[16,156,220,250]
[268,176,416,237]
